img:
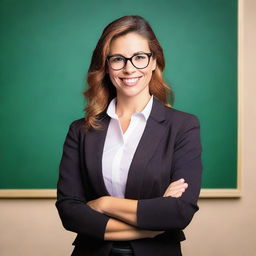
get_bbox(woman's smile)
[119,76,142,86]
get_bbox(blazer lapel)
[84,113,111,197]
[125,96,167,199]
[84,96,167,199]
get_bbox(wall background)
[0,0,255,255]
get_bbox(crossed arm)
[87,179,188,240]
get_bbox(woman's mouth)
[120,77,141,86]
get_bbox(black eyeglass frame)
[107,52,153,70]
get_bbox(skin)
[87,32,188,240]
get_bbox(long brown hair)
[83,15,172,131]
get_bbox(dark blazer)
[56,96,202,256]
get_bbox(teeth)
[121,77,140,86]
[123,78,139,83]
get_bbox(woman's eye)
[112,57,124,63]
[134,55,146,60]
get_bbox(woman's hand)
[163,178,188,198]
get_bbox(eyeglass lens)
[108,53,150,70]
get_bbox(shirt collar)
[106,95,153,121]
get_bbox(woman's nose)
[123,59,136,73]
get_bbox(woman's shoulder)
[163,106,200,128]
[68,118,86,133]
[69,117,85,126]
[153,96,200,126]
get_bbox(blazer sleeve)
[136,114,202,231]
[55,121,110,240]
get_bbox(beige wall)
[1,0,255,255]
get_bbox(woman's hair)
[83,15,173,131]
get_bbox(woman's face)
[107,32,156,99]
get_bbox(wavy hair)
[83,15,173,131]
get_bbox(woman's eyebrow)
[109,51,146,57]
[108,53,125,57]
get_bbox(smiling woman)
[56,15,202,256]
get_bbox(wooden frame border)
[0,189,56,198]
[0,0,243,199]
[0,188,242,199]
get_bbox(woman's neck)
[115,93,151,119]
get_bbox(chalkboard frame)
[0,0,241,198]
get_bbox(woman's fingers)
[171,191,183,198]
[163,178,188,197]
[163,189,185,197]
[169,183,188,190]
[163,179,183,192]
[169,178,185,187]
[164,188,185,198]
[169,186,187,194]
[164,186,186,196]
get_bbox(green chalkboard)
[0,0,238,193]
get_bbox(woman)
[56,15,202,256]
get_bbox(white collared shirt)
[102,95,153,198]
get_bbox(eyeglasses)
[107,52,153,70]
